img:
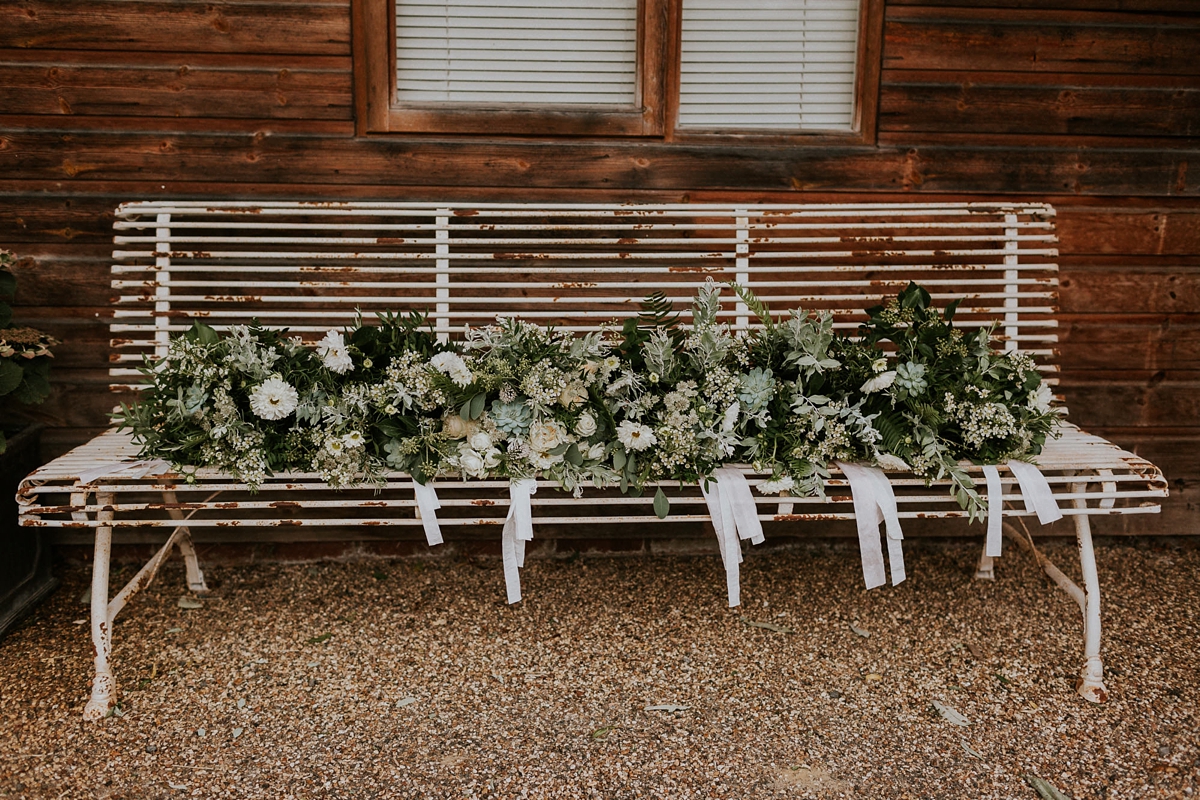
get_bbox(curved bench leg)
[974,550,996,580]
[83,494,116,721]
[1072,484,1108,703]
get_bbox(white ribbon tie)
[502,479,538,604]
[837,462,905,589]
[75,459,170,486]
[982,465,1004,557]
[700,467,766,607]
[1007,460,1063,525]
[412,480,444,546]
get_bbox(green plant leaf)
[468,391,486,420]
[565,442,584,466]
[0,359,23,396]
[653,487,669,519]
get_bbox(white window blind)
[396,0,638,106]
[678,0,861,131]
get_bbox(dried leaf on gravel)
[165,627,183,634]
[1026,774,1076,800]
[591,726,613,739]
[231,728,243,739]
[177,596,203,610]
[743,619,793,634]
[306,632,332,645]
[932,700,970,727]
[849,623,871,638]
[961,738,983,759]
[395,697,417,708]
[644,704,690,712]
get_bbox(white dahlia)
[616,420,657,452]
[317,330,354,374]
[248,377,298,421]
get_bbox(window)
[353,0,882,139]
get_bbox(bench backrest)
[109,201,1059,389]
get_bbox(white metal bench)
[17,201,1167,719]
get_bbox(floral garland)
[116,281,1061,518]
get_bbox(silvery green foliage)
[642,328,677,381]
[783,309,840,379]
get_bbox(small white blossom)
[871,358,888,374]
[875,453,910,471]
[617,420,657,452]
[430,351,473,387]
[721,402,741,432]
[248,377,298,420]
[468,431,493,452]
[457,447,488,478]
[342,430,365,449]
[317,330,354,374]
[325,438,345,455]
[860,370,897,394]
[757,476,795,495]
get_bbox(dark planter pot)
[0,423,57,639]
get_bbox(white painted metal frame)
[16,201,1167,718]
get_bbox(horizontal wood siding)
[0,0,1196,538]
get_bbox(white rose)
[483,447,503,469]
[860,371,897,394]
[528,420,567,452]
[531,451,564,470]
[457,447,488,478]
[442,413,476,440]
[468,431,493,452]
[574,412,598,438]
[586,443,607,461]
[559,383,587,409]
[616,420,657,452]
[1028,381,1054,414]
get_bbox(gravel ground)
[0,540,1197,800]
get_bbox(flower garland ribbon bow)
[837,462,905,589]
[502,479,538,604]
[700,467,765,608]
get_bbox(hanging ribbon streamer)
[836,462,905,589]
[412,480,444,547]
[1007,460,1063,525]
[75,459,169,486]
[501,479,538,604]
[700,467,766,607]
[982,465,1004,558]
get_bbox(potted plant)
[0,248,60,638]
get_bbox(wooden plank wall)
[1,0,1196,537]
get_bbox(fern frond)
[637,290,682,330]
[730,283,777,334]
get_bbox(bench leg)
[1072,484,1108,703]
[83,494,116,721]
[164,491,208,593]
[974,550,996,580]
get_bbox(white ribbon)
[501,479,538,604]
[1007,460,1063,525]
[982,465,1004,558]
[700,467,766,607]
[75,459,169,486]
[837,462,905,589]
[412,480,444,547]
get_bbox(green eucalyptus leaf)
[565,442,584,466]
[469,392,486,420]
[612,449,627,470]
[653,487,670,519]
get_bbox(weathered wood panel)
[0,1,349,55]
[0,50,352,120]
[885,7,1200,74]
[880,73,1199,138]
[2,131,1197,195]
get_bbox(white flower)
[325,438,345,455]
[603,356,620,371]
[757,476,795,495]
[457,447,488,478]
[617,420,657,452]
[575,412,598,438]
[532,451,564,470]
[1028,381,1054,414]
[317,330,354,374]
[342,430,365,449]
[871,358,888,374]
[860,370,897,394]
[586,442,607,461]
[430,351,473,387]
[248,377,298,420]
[529,420,567,453]
[483,447,503,469]
[468,431,493,452]
[442,413,477,440]
[721,401,741,432]
[559,383,587,409]
[875,453,910,471]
